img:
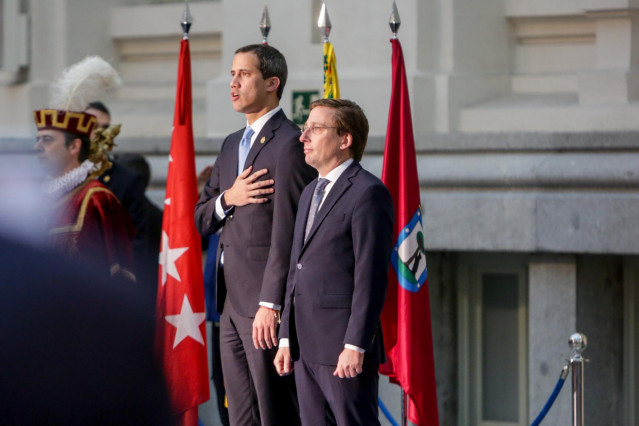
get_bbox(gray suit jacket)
[194,110,316,317]
[279,161,394,366]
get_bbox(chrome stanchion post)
[401,388,407,426]
[569,333,587,426]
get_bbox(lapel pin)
[260,136,266,144]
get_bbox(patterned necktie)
[238,126,254,175]
[304,178,330,241]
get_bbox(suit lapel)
[295,184,314,255]
[244,109,286,168]
[301,162,361,252]
[223,129,243,184]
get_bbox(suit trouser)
[294,355,380,426]
[219,296,300,426]
[210,322,229,426]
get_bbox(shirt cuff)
[259,301,282,311]
[279,338,290,347]
[344,344,365,353]
[214,191,232,220]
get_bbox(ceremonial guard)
[34,56,136,281]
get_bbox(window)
[458,255,528,426]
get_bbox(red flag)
[380,38,439,426]
[155,37,210,426]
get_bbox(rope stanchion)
[378,396,399,426]
[531,364,570,426]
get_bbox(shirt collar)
[246,106,282,142]
[321,158,354,182]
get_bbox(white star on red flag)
[159,231,189,286]
[165,294,206,348]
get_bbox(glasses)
[301,124,337,135]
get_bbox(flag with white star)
[155,37,209,425]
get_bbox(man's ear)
[266,76,281,93]
[339,134,353,151]
[68,138,81,157]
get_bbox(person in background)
[86,101,150,283]
[116,152,163,296]
[198,164,230,426]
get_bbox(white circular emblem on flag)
[391,207,427,292]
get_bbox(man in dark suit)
[116,152,163,298]
[194,44,315,426]
[274,99,394,426]
[86,102,151,285]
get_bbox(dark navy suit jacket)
[279,161,394,366]
[99,160,150,278]
[194,110,316,317]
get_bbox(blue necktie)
[238,126,254,175]
[304,178,330,241]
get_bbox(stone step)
[459,93,639,132]
[511,74,577,94]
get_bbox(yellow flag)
[323,41,340,99]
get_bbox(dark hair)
[115,153,151,188]
[86,101,110,117]
[235,44,288,100]
[310,99,369,162]
[64,132,91,163]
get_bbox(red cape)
[49,179,136,279]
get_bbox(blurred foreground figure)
[33,56,135,280]
[0,234,174,425]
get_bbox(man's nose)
[299,129,310,143]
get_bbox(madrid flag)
[156,37,210,426]
[380,38,439,425]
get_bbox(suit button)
[297,263,302,270]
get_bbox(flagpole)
[390,4,408,426]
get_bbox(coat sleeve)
[194,137,230,237]
[278,185,311,341]
[343,182,394,351]
[258,128,316,307]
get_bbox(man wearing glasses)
[274,99,394,426]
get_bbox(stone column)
[528,258,576,425]
[578,1,639,104]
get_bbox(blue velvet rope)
[378,396,400,426]
[531,366,569,426]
